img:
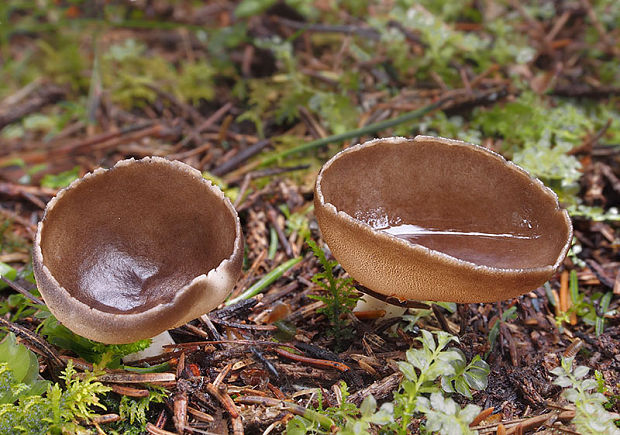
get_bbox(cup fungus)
[33,157,243,344]
[314,136,572,306]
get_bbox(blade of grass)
[257,95,450,167]
[225,256,302,306]
[268,226,278,260]
[595,291,612,336]
[122,361,172,373]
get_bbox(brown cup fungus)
[314,136,572,305]
[33,157,243,344]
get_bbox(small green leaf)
[0,333,34,384]
[40,166,80,189]
[442,348,466,370]
[501,306,518,321]
[554,376,573,388]
[441,376,455,394]
[487,321,500,353]
[463,358,490,390]
[581,379,598,392]
[406,348,428,371]
[360,395,376,416]
[0,263,17,289]
[574,365,589,380]
[397,361,417,382]
[420,329,436,352]
[234,0,277,18]
[369,403,394,424]
[0,333,50,404]
[429,358,456,379]
[595,292,612,336]
[436,330,459,349]
[454,376,472,399]
[545,282,558,306]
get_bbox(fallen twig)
[94,372,175,384]
[0,276,45,305]
[236,395,334,429]
[0,83,66,129]
[207,316,277,331]
[347,371,403,405]
[108,384,150,398]
[0,316,64,367]
[205,382,239,418]
[146,423,177,435]
[273,347,350,372]
[211,139,271,176]
[504,410,575,434]
[174,102,233,149]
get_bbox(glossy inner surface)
[320,139,570,269]
[40,161,237,314]
[379,224,540,268]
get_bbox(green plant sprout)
[286,381,393,435]
[268,226,279,260]
[106,384,167,435]
[551,357,620,435]
[402,302,456,333]
[441,350,490,400]
[307,239,359,344]
[486,306,517,357]
[390,330,485,434]
[416,392,481,435]
[0,359,111,434]
[288,330,489,434]
[280,203,312,242]
[547,270,615,336]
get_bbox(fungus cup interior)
[37,158,239,315]
[33,157,243,342]
[314,136,572,302]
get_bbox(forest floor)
[0,1,619,434]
